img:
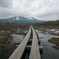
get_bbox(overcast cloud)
[0,0,59,20]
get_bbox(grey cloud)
[0,0,59,20]
[0,0,13,8]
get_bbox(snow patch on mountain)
[24,16,33,20]
[28,17,33,20]
[16,17,19,20]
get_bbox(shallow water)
[54,31,59,33]
[0,29,59,59]
[46,28,59,33]
[0,29,28,59]
[11,34,24,43]
[36,30,59,59]
[0,34,24,59]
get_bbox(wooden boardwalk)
[9,26,31,59]
[29,26,41,59]
[9,26,41,59]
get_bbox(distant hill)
[37,20,59,26]
[0,16,44,24]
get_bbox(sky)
[0,0,59,20]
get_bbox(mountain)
[0,16,44,24]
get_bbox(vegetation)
[48,38,59,45]
[48,38,59,49]
[49,33,59,36]
[0,24,29,44]
[0,24,30,58]
[37,20,59,26]
[33,20,59,29]
[0,24,30,31]
[0,36,12,44]
[0,22,15,25]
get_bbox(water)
[0,34,24,59]
[0,29,28,59]
[36,30,59,59]
[0,29,59,59]
[11,34,24,43]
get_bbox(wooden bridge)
[9,26,43,59]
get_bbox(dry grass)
[0,32,10,36]
[0,35,13,44]
[0,24,28,44]
[10,30,16,34]
[13,42,20,47]
[10,30,27,35]
[0,24,30,57]
[48,38,59,46]
[0,37,7,43]
[33,25,59,29]
[49,33,59,36]
[38,29,46,31]
[53,45,59,49]
[16,32,26,35]
[0,24,30,31]
[48,38,59,49]
[0,37,10,44]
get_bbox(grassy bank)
[49,33,59,36]
[0,24,28,44]
[0,24,30,31]
[33,24,59,29]
[48,38,59,49]
[0,24,29,57]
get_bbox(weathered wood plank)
[29,26,41,59]
[9,26,31,59]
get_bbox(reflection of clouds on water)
[36,30,59,59]
[46,29,59,33]
[0,30,10,34]
[11,34,24,43]
[54,31,59,33]
[0,29,28,59]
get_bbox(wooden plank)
[29,26,41,59]
[9,26,31,59]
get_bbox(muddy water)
[36,30,59,59]
[11,34,24,43]
[0,34,24,59]
[0,28,59,59]
[0,29,28,59]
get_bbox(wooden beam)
[9,26,31,59]
[29,26,41,59]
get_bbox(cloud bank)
[0,0,59,20]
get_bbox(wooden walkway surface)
[9,26,41,59]
[29,26,41,59]
[9,26,31,59]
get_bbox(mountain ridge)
[0,16,44,24]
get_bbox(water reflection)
[36,30,59,59]
[11,34,24,43]
[0,34,24,59]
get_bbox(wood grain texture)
[9,26,31,59]
[29,26,41,59]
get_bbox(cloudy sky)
[0,0,59,20]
